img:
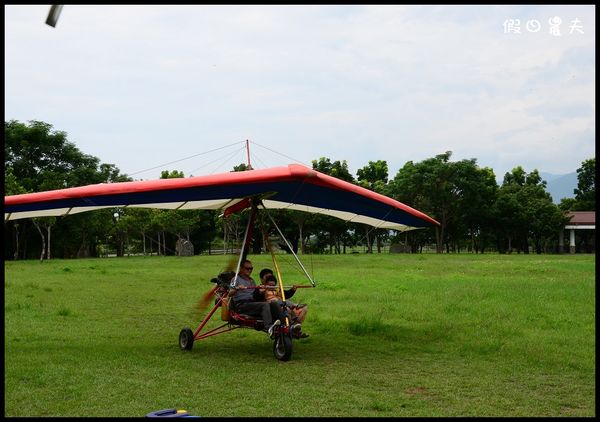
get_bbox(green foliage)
[312,157,355,183]
[5,119,129,192]
[388,152,500,253]
[493,167,566,253]
[4,120,590,259]
[4,254,595,417]
[5,167,27,195]
[558,197,578,212]
[5,120,131,259]
[233,163,252,172]
[305,158,360,253]
[573,158,595,211]
[356,160,388,192]
[160,169,185,179]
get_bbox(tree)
[311,157,355,183]
[4,119,130,259]
[389,152,500,253]
[152,170,206,255]
[451,160,497,253]
[310,157,355,253]
[160,169,185,179]
[492,167,565,254]
[5,167,26,196]
[387,160,432,252]
[5,167,27,259]
[5,120,129,190]
[573,158,595,211]
[357,160,388,191]
[357,160,389,252]
[233,163,253,172]
[388,152,456,253]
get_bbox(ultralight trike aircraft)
[5,163,439,361]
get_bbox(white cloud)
[4,4,595,181]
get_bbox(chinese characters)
[503,17,585,36]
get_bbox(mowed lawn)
[4,253,595,417]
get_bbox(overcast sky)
[5,4,596,182]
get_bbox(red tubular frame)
[192,294,269,341]
[193,297,225,339]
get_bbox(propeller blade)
[46,5,63,28]
[191,286,217,318]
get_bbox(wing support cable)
[261,223,290,325]
[230,200,258,287]
[260,203,316,287]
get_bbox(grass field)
[4,253,596,417]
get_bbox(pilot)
[228,259,282,336]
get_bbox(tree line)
[4,120,596,260]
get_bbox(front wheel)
[273,333,293,361]
[179,327,194,351]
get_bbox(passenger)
[263,274,298,310]
[258,268,309,338]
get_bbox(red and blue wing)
[5,164,439,231]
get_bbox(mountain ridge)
[540,171,577,203]
[495,171,577,204]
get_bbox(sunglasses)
[244,266,253,270]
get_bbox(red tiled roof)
[566,211,595,225]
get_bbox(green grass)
[4,253,595,417]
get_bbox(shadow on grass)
[165,317,457,364]
[319,313,454,345]
[6,314,453,368]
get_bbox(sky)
[4,4,596,182]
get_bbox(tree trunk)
[33,220,46,261]
[223,222,227,255]
[298,223,304,254]
[13,223,20,260]
[47,225,52,260]
[116,232,124,257]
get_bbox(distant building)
[560,211,595,253]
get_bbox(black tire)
[179,327,194,351]
[273,333,293,361]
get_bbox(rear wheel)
[273,333,293,361]
[179,327,194,351]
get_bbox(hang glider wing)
[4,164,439,231]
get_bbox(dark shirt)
[231,274,257,305]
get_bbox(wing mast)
[246,139,252,170]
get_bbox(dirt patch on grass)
[405,386,430,396]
